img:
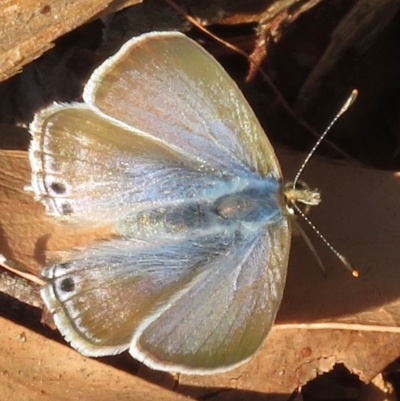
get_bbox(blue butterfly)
[28,31,313,374]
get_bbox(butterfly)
[28,31,315,374]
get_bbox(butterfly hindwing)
[42,219,289,373]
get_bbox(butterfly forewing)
[84,32,281,177]
[30,104,239,224]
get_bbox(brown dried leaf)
[0,135,399,397]
[0,316,188,401]
[297,0,400,110]
[1,1,398,399]
[0,0,143,83]
[0,0,333,85]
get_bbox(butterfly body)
[119,174,283,240]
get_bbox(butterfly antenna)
[291,203,359,277]
[293,89,358,189]
[289,89,359,277]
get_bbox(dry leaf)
[0,0,143,83]
[0,316,188,401]
[1,1,399,398]
[0,139,398,398]
[297,0,400,110]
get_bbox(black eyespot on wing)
[61,202,73,215]
[59,277,75,293]
[50,181,67,195]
